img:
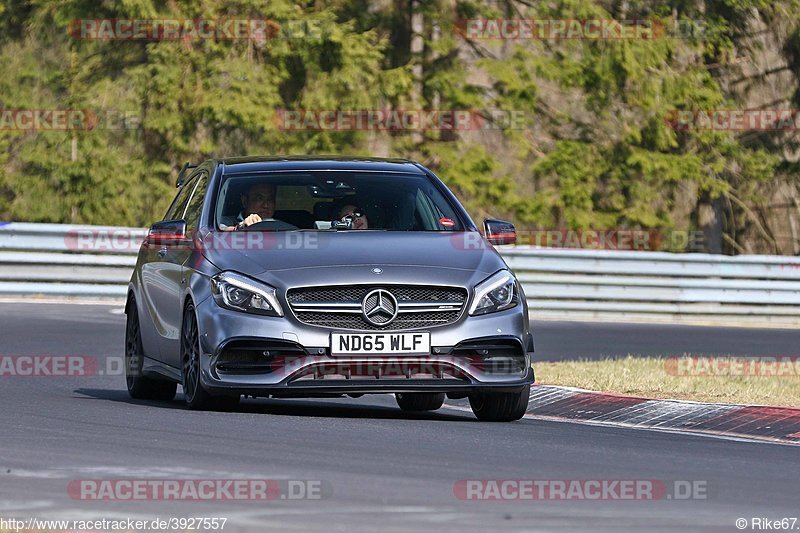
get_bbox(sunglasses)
[341,209,364,218]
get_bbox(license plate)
[330,332,430,356]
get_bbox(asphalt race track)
[0,302,798,532]
[532,320,800,361]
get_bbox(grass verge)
[534,356,800,407]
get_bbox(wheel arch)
[183,293,196,314]
[125,288,136,314]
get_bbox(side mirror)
[484,219,517,245]
[147,219,188,244]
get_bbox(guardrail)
[0,223,142,298]
[1,222,799,326]
[503,248,800,326]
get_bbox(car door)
[158,170,209,368]
[141,173,199,364]
[153,170,209,367]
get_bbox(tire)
[181,303,240,411]
[125,297,177,401]
[469,385,530,422]
[395,392,445,412]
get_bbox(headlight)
[469,270,518,316]
[211,272,283,317]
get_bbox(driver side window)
[183,173,208,231]
[163,175,198,221]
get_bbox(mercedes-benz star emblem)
[361,289,398,326]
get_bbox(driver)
[220,183,277,231]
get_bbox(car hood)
[200,231,506,284]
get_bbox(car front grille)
[286,285,468,331]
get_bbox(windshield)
[215,171,466,232]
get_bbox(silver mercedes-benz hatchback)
[125,156,534,421]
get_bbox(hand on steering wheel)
[242,219,299,231]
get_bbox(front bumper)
[203,368,535,397]
[195,297,534,396]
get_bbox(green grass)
[534,356,800,407]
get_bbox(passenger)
[337,204,369,230]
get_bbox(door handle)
[157,246,167,258]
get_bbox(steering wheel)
[243,219,298,231]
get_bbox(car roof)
[216,155,426,175]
